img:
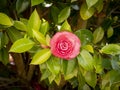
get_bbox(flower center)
[56,40,73,56]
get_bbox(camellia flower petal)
[50,31,81,60]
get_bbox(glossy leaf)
[27,9,41,36]
[6,27,23,42]
[16,0,30,14]
[39,19,49,35]
[46,34,51,46]
[0,13,13,26]
[58,7,70,23]
[46,56,60,75]
[0,48,9,65]
[86,0,98,9]
[107,26,114,38]
[9,38,35,53]
[80,3,95,20]
[33,30,47,45]
[60,20,71,32]
[77,49,94,71]
[75,29,93,45]
[93,27,104,44]
[30,49,51,65]
[31,0,44,6]
[84,71,97,88]
[14,21,27,31]
[100,44,120,55]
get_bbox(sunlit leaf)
[40,69,51,81]
[100,44,120,55]
[14,21,27,31]
[58,7,70,23]
[60,20,71,32]
[0,13,13,26]
[30,49,51,65]
[27,9,41,36]
[39,19,49,35]
[9,38,34,53]
[82,45,94,53]
[33,30,47,45]
[48,74,56,84]
[31,0,44,6]
[93,27,104,44]
[80,3,95,20]
[54,74,61,85]
[86,0,98,9]
[16,0,30,14]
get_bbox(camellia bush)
[0,0,120,90]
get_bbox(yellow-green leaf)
[100,44,120,55]
[93,27,104,44]
[60,20,71,32]
[30,49,51,65]
[86,0,98,9]
[14,21,27,31]
[31,0,44,6]
[0,13,13,26]
[107,26,114,38]
[80,3,95,20]
[9,38,35,53]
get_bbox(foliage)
[0,0,120,90]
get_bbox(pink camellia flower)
[50,31,81,60]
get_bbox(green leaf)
[51,6,59,23]
[16,0,30,14]
[27,9,41,36]
[58,7,71,23]
[93,54,103,73]
[30,49,51,65]
[86,0,98,9]
[100,44,120,55]
[54,74,61,85]
[39,19,49,35]
[94,0,103,13]
[48,74,56,84]
[40,69,51,81]
[110,70,120,85]
[9,38,35,53]
[31,0,44,6]
[0,13,13,26]
[46,56,60,75]
[77,49,94,71]
[6,27,23,42]
[0,48,9,65]
[20,18,28,25]
[74,29,93,45]
[84,71,97,88]
[93,27,104,44]
[62,59,76,78]
[14,21,27,31]
[80,3,95,20]
[60,20,71,32]
[101,72,110,89]
[107,26,114,38]
[33,30,47,45]
[82,45,94,53]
